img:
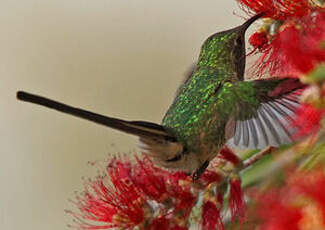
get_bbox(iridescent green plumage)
[162,17,260,165]
[162,77,260,153]
[17,14,305,179]
[160,14,304,177]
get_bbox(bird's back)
[162,66,236,154]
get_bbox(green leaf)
[304,64,325,83]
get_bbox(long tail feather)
[17,91,175,141]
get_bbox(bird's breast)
[162,68,231,153]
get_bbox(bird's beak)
[240,13,264,32]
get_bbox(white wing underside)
[227,90,301,149]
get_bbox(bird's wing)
[226,78,305,149]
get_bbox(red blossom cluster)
[237,0,313,20]
[292,104,325,137]
[239,0,325,136]
[202,200,224,230]
[68,156,244,230]
[245,13,325,77]
[248,11,325,77]
[252,169,325,229]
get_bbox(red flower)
[218,146,242,166]
[257,190,303,230]
[249,10,325,78]
[290,169,325,223]
[292,104,325,137]
[229,178,246,222]
[67,159,145,229]
[131,157,169,201]
[148,217,170,230]
[249,31,269,51]
[200,170,223,186]
[253,169,325,230]
[237,0,313,20]
[202,201,224,230]
[148,216,188,230]
[68,156,225,229]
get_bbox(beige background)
[1,1,244,229]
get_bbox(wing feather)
[227,79,305,149]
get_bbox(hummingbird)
[17,14,304,179]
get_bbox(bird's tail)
[16,91,175,141]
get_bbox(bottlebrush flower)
[249,10,325,78]
[292,104,325,137]
[67,156,226,230]
[202,185,225,230]
[202,201,224,230]
[67,160,146,229]
[252,168,325,230]
[256,190,303,230]
[218,146,242,166]
[229,177,246,222]
[237,0,313,20]
[148,216,188,230]
[249,31,269,51]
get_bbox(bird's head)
[197,14,263,79]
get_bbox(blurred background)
[1,1,244,229]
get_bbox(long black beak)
[241,13,264,31]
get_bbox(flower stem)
[242,146,275,170]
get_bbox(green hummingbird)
[17,14,304,179]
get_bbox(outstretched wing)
[226,78,305,149]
